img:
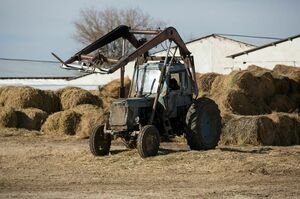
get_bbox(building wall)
[232,37,300,70]
[155,35,255,74]
[0,61,136,90]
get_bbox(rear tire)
[89,125,111,156]
[137,125,160,158]
[185,97,221,150]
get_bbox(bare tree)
[74,7,166,58]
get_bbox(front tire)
[185,97,221,150]
[137,125,160,158]
[89,125,111,156]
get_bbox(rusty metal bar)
[129,29,162,35]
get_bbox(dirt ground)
[0,129,299,199]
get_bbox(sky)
[0,0,300,62]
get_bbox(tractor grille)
[109,100,128,127]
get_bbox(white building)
[228,34,300,70]
[0,61,135,90]
[155,34,256,74]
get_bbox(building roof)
[0,76,72,80]
[153,34,256,55]
[228,34,300,58]
[185,34,256,47]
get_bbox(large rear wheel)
[185,97,221,150]
[137,125,160,158]
[89,125,111,156]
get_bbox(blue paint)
[201,111,213,145]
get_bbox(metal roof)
[0,76,72,80]
[153,34,256,55]
[228,34,300,58]
[185,34,256,47]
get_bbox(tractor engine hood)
[109,97,153,131]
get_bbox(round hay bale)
[247,65,271,76]
[228,71,260,98]
[290,93,300,111]
[223,89,271,115]
[273,64,300,80]
[43,90,60,113]
[0,86,60,113]
[256,72,275,98]
[268,95,296,113]
[41,110,81,135]
[16,108,48,130]
[0,107,17,128]
[99,77,131,98]
[71,104,107,139]
[220,115,276,146]
[273,65,300,93]
[268,113,300,145]
[59,87,102,110]
[229,70,275,99]
[273,76,290,95]
[196,72,221,95]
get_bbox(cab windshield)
[134,63,161,96]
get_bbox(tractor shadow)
[219,146,273,154]
[158,148,189,156]
[110,148,131,155]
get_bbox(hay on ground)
[58,87,102,110]
[16,108,48,130]
[41,110,81,135]
[0,86,60,113]
[0,107,18,128]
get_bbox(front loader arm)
[65,25,141,64]
[106,27,191,73]
[104,27,198,95]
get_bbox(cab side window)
[169,73,180,91]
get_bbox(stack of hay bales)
[41,88,105,138]
[0,77,131,138]
[197,64,300,146]
[0,86,57,131]
[0,86,59,113]
[41,78,131,138]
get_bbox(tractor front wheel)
[137,125,160,158]
[89,125,111,156]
